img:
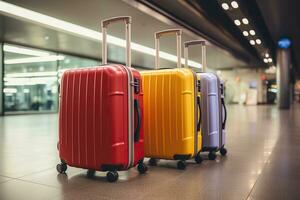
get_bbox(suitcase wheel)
[177,160,186,170]
[137,162,148,174]
[208,151,217,160]
[56,163,67,174]
[195,154,203,164]
[106,171,119,182]
[87,169,96,178]
[148,158,157,166]
[220,147,227,156]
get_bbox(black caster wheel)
[106,171,119,182]
[137,163,148,174]
[220,148,227,156]
[148,158,157,166]
[177,160,186,170]
[56,163,67,174]
[208,151,217,160]
[87,169,96,177]
[195,154,203,164]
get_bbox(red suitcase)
[56,16,147,182]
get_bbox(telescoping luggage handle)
[154,29,182,69]
[184,40,206,72]
[101,16,131,68]
[101,16,136,169]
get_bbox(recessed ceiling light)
[243,31,249,36]
[234,19,241,26]
[263,58,268,63]
[250,40,255,45]
[221,3,230,10]
[3,44,50,57]
[231,1,239,8]
[242,18,249,24]
[249,30,256,36]
[256,39,262,45]
[268,58,272,63]
[44,36,50,40]
[265,53,269,58]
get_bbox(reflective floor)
[0,105,300,200]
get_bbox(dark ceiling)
[255,0,300,75]
[139,0,300,76]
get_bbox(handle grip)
[183,40,206,72]
[155,29,182,69]
[155,29,182,39]
[197,96,201,132]
[102,16,131,27]
[134,99,142,142]
[184,40,205,48]
[221,98,227,129]
[101,16,131,68]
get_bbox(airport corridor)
[0,104,299,200]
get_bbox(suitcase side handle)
[101,16,131,68]
[221,98,227,129]
[134,99,142,142]
[154,29,182,69]
[183,40,206,72]
[197,96,201,132]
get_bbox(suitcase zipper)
[122,65,134,169]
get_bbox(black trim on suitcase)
[201,147,218,152]
[173,154,192,160]
[101,164,124,171]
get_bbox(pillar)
[276,48,291,109]
[0,43,3,115]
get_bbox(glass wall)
[2,44,99,114]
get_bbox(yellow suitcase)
[141,29,202,170]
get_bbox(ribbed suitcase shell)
[197,73,224,151]
[141,68,201,160]
[58,64,144,171]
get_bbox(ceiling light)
[4,77,58,86]
[3,44,50,57]
[231,1,239,8]
[242,18,249,24]
[0,1,201,68]
[23,89,30,93]
[250,40,255,45]
[249,30,256,36]
[3,88,17,93]
[234,19,241,26]
[4,55,65,65]
[256,39,262,45]
[263,58,268,63]
[268,58,272,63]
[265,53,269,58]
[243,31,249,36]
[221,3,229,10]
[6,71,57,78]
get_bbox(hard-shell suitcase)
[57,16,147,182]
[184,40,227,160]
[141,29,202,170]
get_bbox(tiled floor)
[0,105,300,200]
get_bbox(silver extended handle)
[183,40,206,72]
[154,29,182,69]
[101,16,131,68]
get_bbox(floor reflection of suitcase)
[57,16,147,182]
[184,40,227,160]
[141,29,202,170]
